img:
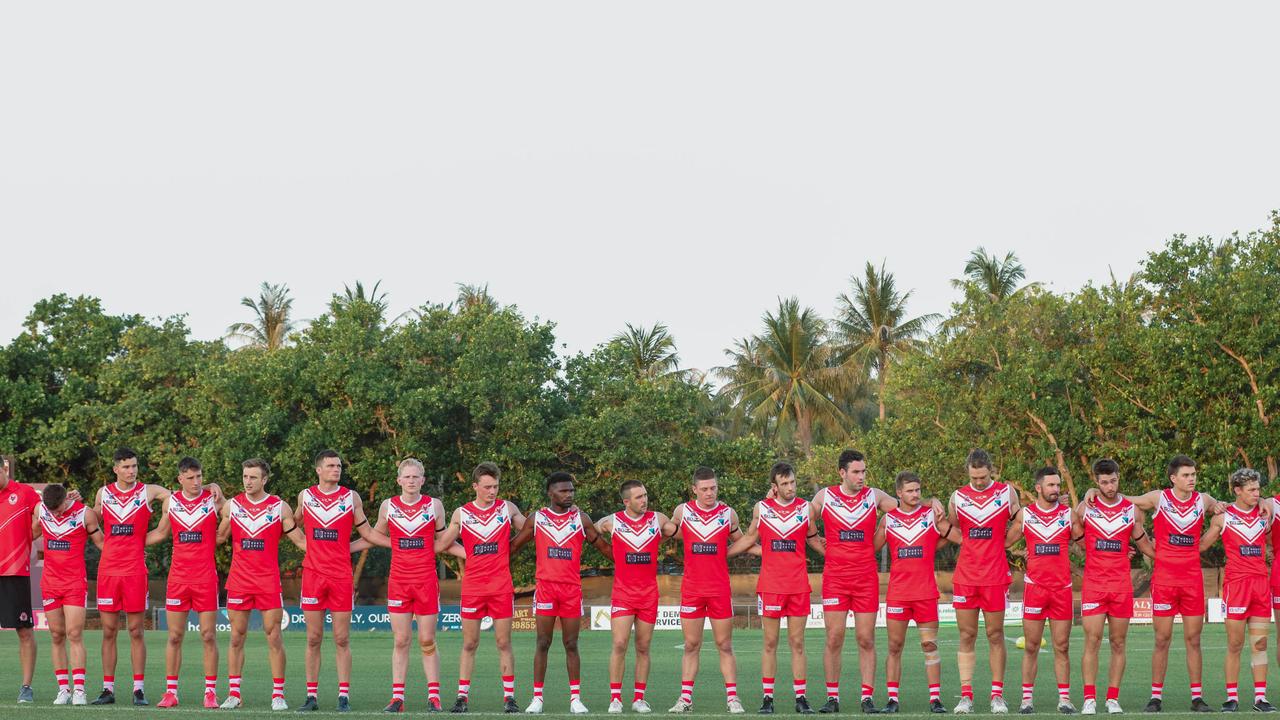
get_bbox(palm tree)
[455,283,497,313]
[226,282,295,350]
[833,261,940,421]
[952,247,1031,300]
[716,298,849,456]
[330,280,390,329]
[612,322,680,379]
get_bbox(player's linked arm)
[216,502,233,544]
[1004,508,1025,548]
[351,493,390,548]
[872,515,888,552]
[350,499,391,553]
[666,505,684,539]
[725,504,760,558]
[281,502,307,551]
[1198,513,1225,552]
[145,506,171,546]
[580,509,611,554]
[434,508,463,554]
[510,503,535,553]
[1130,508,1155,559]
[874,488,899,513]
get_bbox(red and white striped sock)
[55,669,69,692]
[610,682,623,703]
[826,682,839,700]
[680,680,694,703]
[762,677,775,699]
[1226,684,1238,703]
[306,681,319,699]
[633,682,647,702]
[992,681,1004,700]
[794,680,806,699]
[1058,684,1070,702]
[1190,683,1202,700]
[929,684,941,702]
[1084,685,1097,701]
[338,682,350,700]
[392,683,405,702]
[72,668,85,693]
[961,683,973,700]
[428,682,440,703]
[134,675,145,693]
[1257,682,1268,702]
[457,679,470,700]
[165,676,178,696]
[1150,682,1163,700]
[272,678,285,700]
[861,683,874,701]
[886,683,900,703]
[205,676,217,695]
[533,682,544,700]
[1022,684,1033,703]
[229,676,242,700]
[103,675,115,693]
[570,680,581,701]
[1106,687,1120,702]
[503,675,516,700]
[725,682,738,700]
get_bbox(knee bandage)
[957,649,976,683]
[422,639,437,657]
[1249,621,1268,667]
[920,628,941,666]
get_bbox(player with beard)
[809,449,899,713]
[1075,459,1153,715]
[668,467,746,714]
[948,449,1019,715]
[1198,468,1275,713]
[511,472,610,715]
[595,481,678,714]
[1004,467,1074,714]
[729,462,824,715]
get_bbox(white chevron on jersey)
[534,508,584,545]
[169,491,217,531]
[39,505,87,539]
[388,498,436,536]
[229,497,282,537]
[680,502,732,542]
[1022,503,1072,543]
[885,508,936,545]
[821,487,876,529]
[301,487,354,528]
[611,512,660,552]
[460,503,511,544]
[1155,490,1204,532]
[758,499,809,538]
[1224,507,1268,544]
[102,483,149,524]
[953,484,1012,526]
[1082,501,1134,539]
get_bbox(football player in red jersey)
[294,449,385,712]
[145,457,226,708]
[91,448,175,706]
[947,448,1019,714]
[1004,467,1074,714]
[1087,455,1224,712]
[729,462,824,715]
[349,458,448,713]
[809,449,899,713]
[434,462,527,713]
[1074,459,1153,715]
[1198,468,1275,712]
[33,483,103,705]
[594,480,677,714]
[668,466,746,714]
[875,471,958,714]
[511,472,610,714]
[216,458,307,710]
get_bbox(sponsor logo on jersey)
[46,539,72,552]
[1094,538,1123,552]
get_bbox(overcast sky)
[3,2,1278,374]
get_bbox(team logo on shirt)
[169,491,216,530]
[611,511,659,552]
[1224,507,1267,544]
[953,484,1011,526]
[680,502,731,542]
[820,486,875,529]
[460,503,510,543]
[388,498,436,536]
[1156,490,1203,532]
[1021,504,1071,543]
[534,508,583,546]
[302,487,353,527]
[885,508,934,545]
[7,494,15,506]
[230,497,281,536]
[39,505,85,539]
[758,499,808,538]
[102,483,149,523]
[1083,501,1133,538]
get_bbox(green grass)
[3,625,1275,717]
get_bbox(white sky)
[3,2,1278,374]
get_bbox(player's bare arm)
[510,509,535,553]
[873,487,899,513]
[351,492,390,547]
[281,502,307,551]
[145,506,171,545]
[946,493,962,544]
[434,507,463,553]
[507,500,527,532]
[1131,507,1155,559]
[805,509,824,554]
[216,502,233,544]
[595,514,614,536]
[667,504,684,539]
[1198,512,1225,552]
[1200,491,1228,516]
[146,482,172,506]
[83,506,104,550]
[727,507,745,542]
[726,504,761,557]
[934,501,960,546]
[580,509,611,554]
[350,499,391,553]
[872,514,888,552]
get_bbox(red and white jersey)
[818,485,879,579]
[951,482,1014,586]
[99,482,152,577]
[609,511,661,596]
[1151,489,1205,584]
[39,501,89,591]
[388,495,439,585]
[884,505,941,602]
[300,486,356,579]
[756,497,810,594]
[1222,503,1268,582]
[167,489,219,585]
[1081,497,1136,593]
[0,481,39,576]
[533,507,585,584]
[458,500,513,595]
[226,493,284,595]
[1021,502,1073,589]
[679,501,734,596]
[1271,495,1280,587]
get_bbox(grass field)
[3,625,1273,717]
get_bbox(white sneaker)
[991,696,1009,714]
[571,698,590,714]
[667,699,692,713]
[609,699,624,714]
[1082,699,1097,715]
[633,699,652,713]
[54,689,73,705]
[1059,700,1077,714]
[1106,699,1123,714]
[727,698,745,714]
[1020,701,1034,713]
[72,690,88,706]
[526,697,545,714]
[221,695,242,709]
[272,696,289,711]
[955,697,974,714]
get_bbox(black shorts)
[0,576,34,629]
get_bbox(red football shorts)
[41,586,87,612]
[1022,583,1073,621]
[611,592,659,625]
[680,593,733,620]
[300,572,354,613]
[1224,577,1270,620]
[758,592,810,618]
[95,574,149,614]
[225,591,284,612]
[1080,589,1133,618]
[1151,582,1205,617]
[165,580,219,613]
[821,575,879,614]
[533,580,582,618]
[951,583,1009,612]
[460,593,514,621]
[885,598,939,624]
[387,578,440,616]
